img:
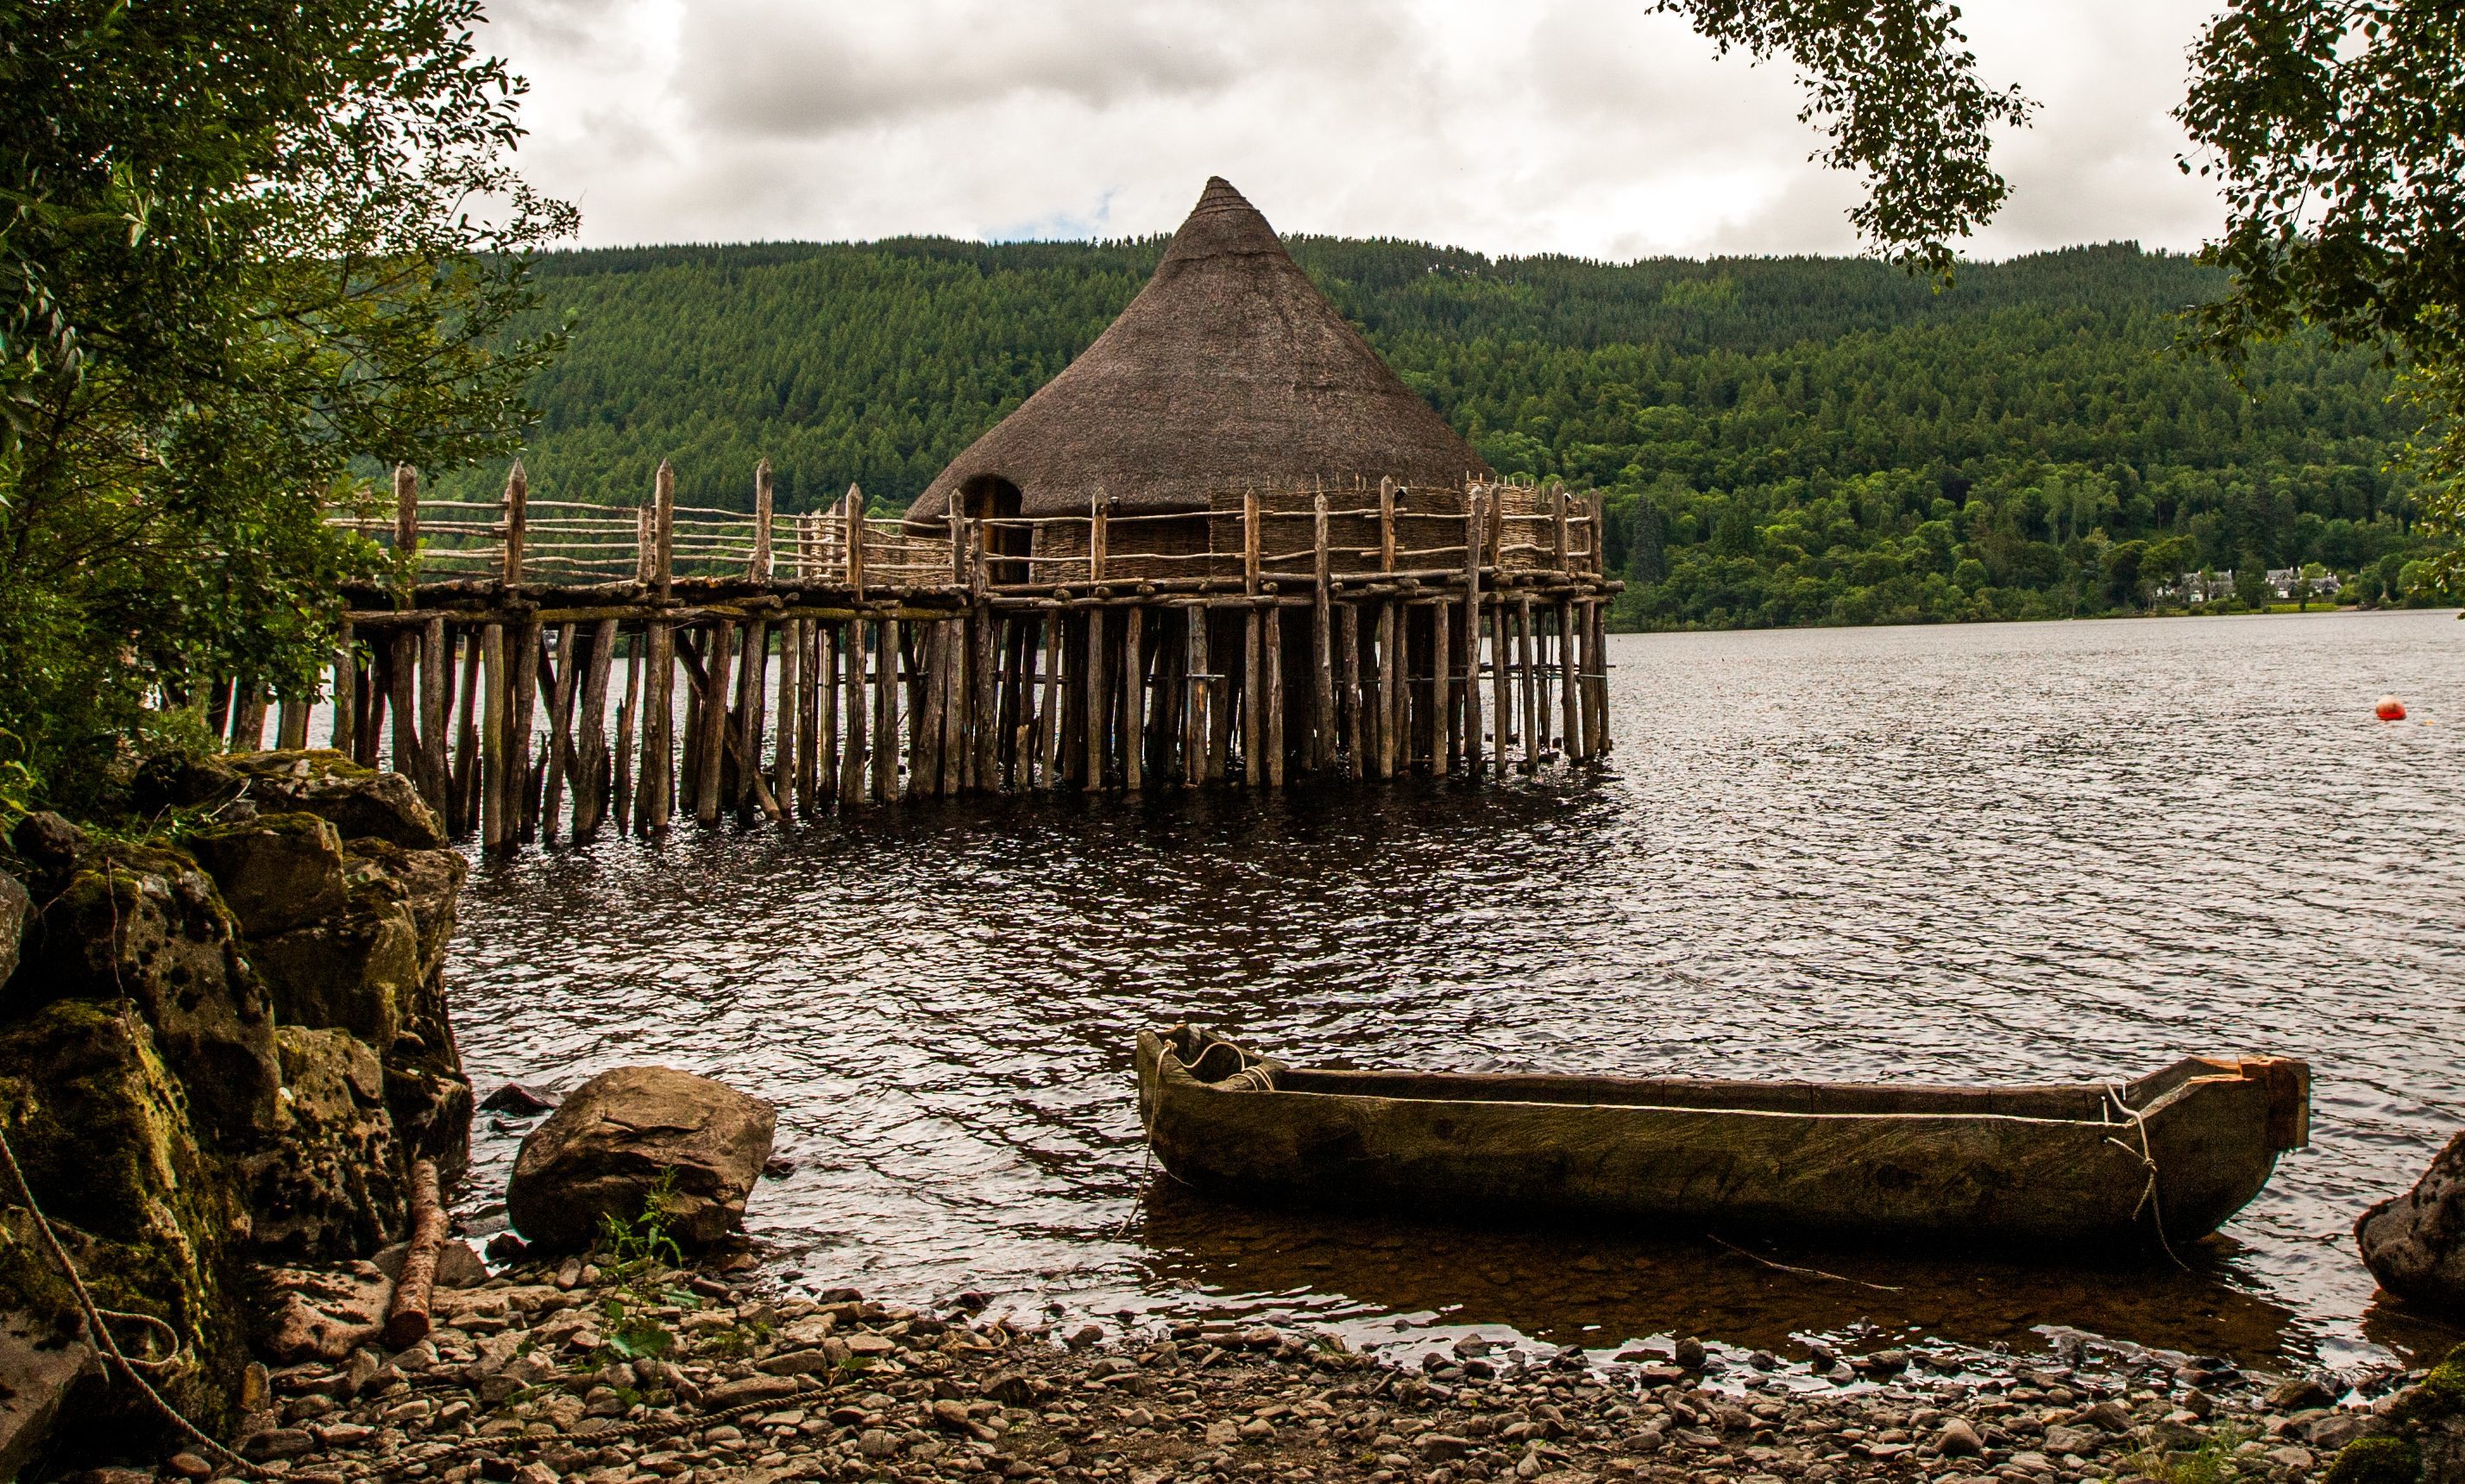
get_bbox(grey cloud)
[670,0,1416,141]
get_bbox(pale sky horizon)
[481,0,2232,264]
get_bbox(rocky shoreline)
[108,1251,2460,1484]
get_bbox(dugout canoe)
[1134,1026,2310,1248]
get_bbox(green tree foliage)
[1651,0,2034,278]
[443,237,2447,629]
[0,0,573,803]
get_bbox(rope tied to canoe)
[2103,1084,2191,1272]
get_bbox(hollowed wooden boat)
[1135,1026,2310,1248]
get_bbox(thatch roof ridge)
[907,177,1489,526]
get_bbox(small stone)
[1204,1419,1240,1448]
[1416,1434,1472,1462]
[2181,1388,2215,1418]
[1674,1337,1707,1370]
[1936,1418,1984,1456]
[165,1454,215,1480]
[481,1083,560,1116]
[2268,1377,2337,1412]
[242,1430,315,1462]
[510,1467,558,1484]
[2042,1424,2099,1456]
[1066,1324,1104,1350]
[857,1429,900,1459]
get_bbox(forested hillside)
[441,237,2450,629]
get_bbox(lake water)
[450,609,2465,1375]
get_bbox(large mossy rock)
[506,1066,777,1254]
[225,751,444,849]
[185,813,348,937]
[240,1028,405,1261]
[0,1000,247,1441]
[7,844,280,1146]
[2322,1344,2465,1483]
[2360,1129,2465,1319]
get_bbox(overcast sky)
[481,0,2230,263]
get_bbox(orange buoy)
[2376,695,2408,721]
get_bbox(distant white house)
[2154,567,2342,604]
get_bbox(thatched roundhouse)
[905,178,1493,580]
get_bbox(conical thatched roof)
[906,178,1490,527]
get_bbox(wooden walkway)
[245,462,1621,851]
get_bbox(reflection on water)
[451,611,2465,1372]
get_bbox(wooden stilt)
[331,624,356,757]
[1374,601,1399,781]
[1312,491,1335,773]
[480,623,506,851]
[1557,598,1579,764]
[695,624,733,824]
[1435,601,1455,774]
[775,618,800,811]
[420,617,447,810]
[739,617,770,817]
[1082,608,1106,789]
[1206,612,1235,783]
[1462,491,1486,779]
[509,619,542,841]
[1182,608,1208,787]
[874,615,900,802]
[1041,613,1065,789]
[541,623,580,840]
[575,619,616,839]
[388,631,421,789]
[642,619,676,832]
[1518,594,1539,772]
[1263,607,1285,788]
[612,631,638,836]
[1489,599,1511,770]
[1239,609,1261,786]
[815,620,839,808]
[919,621,947,795]
[277,695,311,751]
[451,630,482,837]
[1338,603,1361,777]
[841,617,870,808]
[1122,608,1145,793]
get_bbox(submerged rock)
[506,1066,777,1253]
[2359,1129,2465,1317]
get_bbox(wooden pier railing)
[235,460,1621,851]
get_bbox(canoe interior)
[1154,1024,2311,1146]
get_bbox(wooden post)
[575,619,616,838]
[971,606,997,791]
[739,617,770,815]
[1372,602,1397,780]
[1518,594,1540,771]
[503,462,529,587]
[1122,607,1145,792]
[612,631,638,836]
[1242,608,1263,787]
[276,695,311,750]
[653,461,676,603]
[873,615,900,801]
[642,619,675,832]
[1435,600,1455,774]
[1550,481,1569,574]
[1338,603,1361,776]
[1556,599,1580,764]
[508,618,542,840]
[541,624,579,839]
[1242,488,1261,594]
[1206,612,1235,783]
[1262,607,1285,788]
[814,621,839,809]
[331,624,355,756]
[751,459,775,581]
[840,618,869,808]
[844,484,866,597]
[479,623,506,851]
[1083,608,1106,788]
[918,622,947,794]
[776,617,800,808]
[393,464,418,596]
[1182,608,1207,787]
[695,624,733,824]
[387,632,421,791]
[1490,600,1511,770]
[635,506,653,583]
[1311,491,1334,772]
[451,632,482,837]
[1462,489,1486,778]
[230,684,269,751]
[419,617,447,809]
[1090,500,1108,585]
[1379,476,1397,573]
[1040,613,1065,789]
[942,620,968,795]
[356,645,384,768]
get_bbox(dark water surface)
[452,611,2465,1374]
